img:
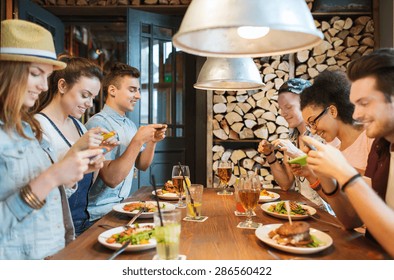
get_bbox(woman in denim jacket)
[0,19,103,259]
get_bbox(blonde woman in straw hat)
[0,19,104,259]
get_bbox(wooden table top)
[50,187,389,260]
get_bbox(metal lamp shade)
[194,57,264,90]
[173,0,323,57]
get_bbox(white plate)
[113,201,176,218]
[259,191,280,203]
[152,189,185,201]
[261,201,316,220]
[98,223,156,252]
[255,224,333,254]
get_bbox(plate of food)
[98,223,156,252]
[113,201,176,218]
[259,189,280,203]
[255,222,333,254]
[152,180,185,201]
[261,201,316,220]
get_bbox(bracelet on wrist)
[341,173,362,192]
[322,182,339,196]
[267,157,277,165]
[310,179,321,190]
[20,184,46,210]
[263,151,273,157]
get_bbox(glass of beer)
[216,161,233,195]
[172,165,190,208]
[237,175,261,228]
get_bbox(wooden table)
[51,187,389,260]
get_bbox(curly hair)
[347,48,394,102]
[300,70,354,124]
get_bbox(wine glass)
[172,165,190,208]
[237,175,262,228]
[216,161,233,195]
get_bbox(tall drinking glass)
[237,175,261,228]
[216,161,233,195]
[153,210,181,260]
[172,165,190,208]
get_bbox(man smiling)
[303,48,394,257]
[85,63,167,221]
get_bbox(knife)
[107,240,131,260]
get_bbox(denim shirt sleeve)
[0,128,51,234]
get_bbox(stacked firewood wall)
[33,0,191,6]
[212,15,374,189]
[296,16,374,80]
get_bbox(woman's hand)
[72,127,105,152]
[258,140,274,155]
[272,139,305,158]
[56,148,104,187]
[303,136,357,182]
[288,163,317,183]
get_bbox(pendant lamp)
[173,0,323,57]
[194,57,264,90]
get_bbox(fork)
[107,240,131,260]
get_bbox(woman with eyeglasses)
[300,70,374,176]
[258,78,332,213]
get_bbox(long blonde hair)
[0,61,42,140]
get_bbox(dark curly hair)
[300,70,354,124]
[347,48,394,102]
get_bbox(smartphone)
[89,147,109,161]
[302,140,317,151]
[156,124,167,130]
[288,155,308,166]
[101,131,115,141]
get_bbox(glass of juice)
[153,210,181,260]
[185,184,204,220]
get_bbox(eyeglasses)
[307,107,330,130]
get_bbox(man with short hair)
[86,63,166,221]
[303,48,394,257]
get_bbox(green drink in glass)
[153,210,181,260]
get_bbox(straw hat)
[0,19,66,70]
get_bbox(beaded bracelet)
[341,173,362,192]
[20,184,46,210]
[309,179,321,190]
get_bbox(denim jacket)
[0,120,73,259]
[85,105,143,221]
